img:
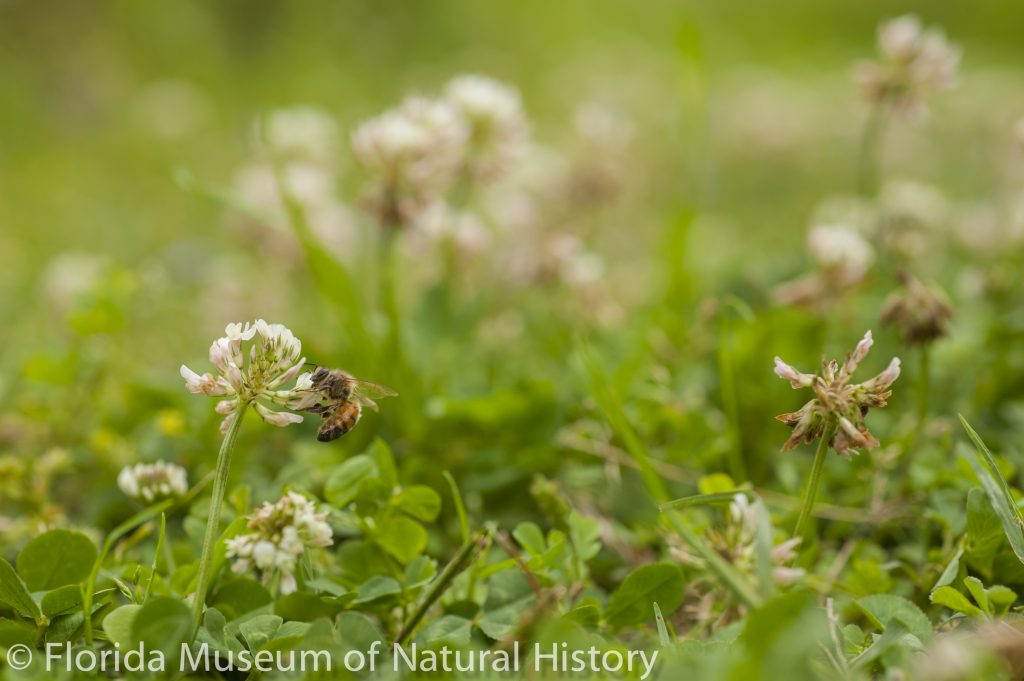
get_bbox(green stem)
[899,345,932,478]
[190,406,247,637]
[856,101,889,197]
[794,420,837,539]
[716,313,748,482]
[378,227,402,365]
[394,527,491,645]
[917,345,930,432]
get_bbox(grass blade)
[960,415,1024,527]
[660,491,750,510]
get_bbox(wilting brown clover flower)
[880,271,953,346]
[774,331,901,457]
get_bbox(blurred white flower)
[118,461,188,503]
[855,15,960,121]
[180,320,307,432]
[412,205,492,264]
[231,161,359,265]
[807,224,874,285]
[445,74,528,182]
[261,106,338,163]
[41,253,109,310]
[352,95,468,228]
[566,103,632,204]
[878,179,949,258]
[773,218,876,309]
[225,492,333,594]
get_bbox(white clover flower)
[261,106,338,163]
[180,320,308,432]
[118,461,188,503]
[444,74,528,182]
[807,223,874,285]
[855,15,960,121]
[351,95,468,228]
[225,492,333,594]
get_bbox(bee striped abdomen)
[316,400,362,442]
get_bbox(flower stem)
[856,101,889,197]
[917,344,930,432]
[378,226,402,365]
[899,344,932,478]
[190,407,246,637]
[794,420,837,539]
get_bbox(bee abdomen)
[316,400,362,442]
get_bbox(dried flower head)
[881,271,954,346]
[444,74,528,183]
[180,320,308,432]
[855,15,960,121]
[774,331,901,457]
[118,461,188,503]
[351,96,468,228]
[225,492,333,594]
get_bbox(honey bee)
[300,367,397,442]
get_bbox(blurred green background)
[3,0,1022,298]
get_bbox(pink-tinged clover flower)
[774,330,901,457]
[180,320,307,432]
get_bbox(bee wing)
[351,379,398,400]
[354,395,380,412]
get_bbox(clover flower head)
[351,95,468,228]
[855,15,960,121]
[774,330,901,458]
[807,223,874,285]
[692,494,806,589]
[261,106,338,163]
[118,461,188,503]
[881,271,954,346]
[444,74,528,183]
[180,320,307,432]
[225,492,333,594]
